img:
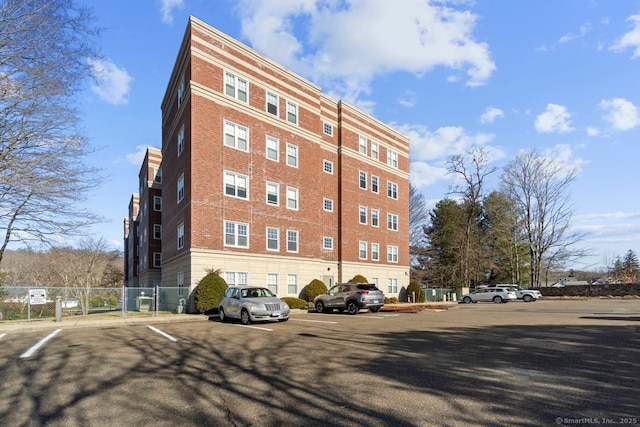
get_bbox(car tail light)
[356,291,369,295]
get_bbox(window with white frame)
[225,221,248,247]
[371,141,379,160]
[177,222,184,249]
[323,159,333,174]
[153,224,162,240]
[224,71,248,102]
[371,209,379,227]
[286,143,298,167]
[224,171,248,199]
[387,149,398,168]
[387,245,398,263]
[154,167,162,183]
[266,91,278,116]
[226,271,248,286]
[224,121,248,151]
[286,186,298,210]
[323,198,333,212]
[266,136,279,161]
[177,271,184,296]
[177,173,184,203]
[371,243,379,261]
[387,181,398,199]
[387,213,398,231]
[359,206,367,224]
[323,236,333,250]
[359,135,367,155]
[323,122,333,136]
[286,100,298,124]
[287,274,298,295]
[266,227,279,251]
[154,196,162,212]
[266,273,278,294]
[371,175,379,193]
[359,171,367,189]
[359,241,368,259]
[177,76,185,108]
[372,277,379,287]
[178,125,184,156]
[153,252,162,268]
[287,230,298,252]
[266,182,279,206]
[388,278,398,293]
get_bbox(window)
[371,243,379,261]
[266,273,278,294]
[266,227,279,251]
[287,230,298,252]
[387,149,398,168]
[371,141,379,160]
[359,135,367,155]
[387,213,398,231]
[177,223,184,249]
[154,167,162,183]
[359,206,367,224]
[286,100,298,124]
[371,175,379,193]
[266,182,279,206]
[359,241,368,259]
[323,160,333,174]
[287,274,298,295]
[178,125,184,156]
[226,272,248,286]
[266,136,279,161]
[323,236,333,250]
[359,171,367,189]
[388,278,398,293]
[225,221,249,247]
[286,186,298,210]
[224,121,249,151]
[387,245,398,263]
[177,76,185,107]
[153,224,162,240]
[153,252,162,268]
[371,209,379,227]
[154,196,162,212]
[387,181,398,199]
[224,171,248,199]
[224,71,248,102]
[266,91,278,115]
[286,143,298,167]
[177,173,184,203]
[323,122,333,136]
[323,198,333,212]
[177,272,184,296]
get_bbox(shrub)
[195,268,228,314]
[281,297,307,309]
[349,274,369,283]
[303,279,328,302]
[384,297,399,304]
[407,279,426,302]
[90,295,104,307]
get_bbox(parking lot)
[1,299,638,426]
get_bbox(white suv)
[462,287,517,304]
[484,284,542,302]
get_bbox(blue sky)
[78,0,640,270]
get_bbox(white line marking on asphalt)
[290,319,338,324]
[147,325,178,342]
[0,333,6,341]
[20,329,62,359]
[230,324,273,331]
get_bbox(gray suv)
[314,283,385,315]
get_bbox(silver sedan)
[219,286,290,325]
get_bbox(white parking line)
[147,325,178,342]
[20,329,62,359]
[0,333,6,341]
[290,319,338,324]
[229,324,273,331]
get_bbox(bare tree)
[0,0,102,264]
[501,149,587,287]
[409,183,430,273]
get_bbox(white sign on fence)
[29,289,47,305]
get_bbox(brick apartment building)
[124,16,410,302]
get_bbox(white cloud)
[398,91,417,108]
[541,144,588,174]
[586,127,600,137]
[600,98,640,131]
[480,106,504,124]
[610,14,640,58]
[535,103,574,133]
[237,0,495,102]
[398,124,496,162]
[126,145,149,165]
[160,0,184,25]
[558,24,590,44]
[88,58,133,106]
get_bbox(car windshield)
[241,288,274,298]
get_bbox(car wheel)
[240,309,251,325]
[523,295,533,302]
[493,296,503,303]
[463,296,472,304]
[369,307,380,313]
[278,318,289,322]
[219,307,226,322]
[346,301,359,315]
[315,301,325,313]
